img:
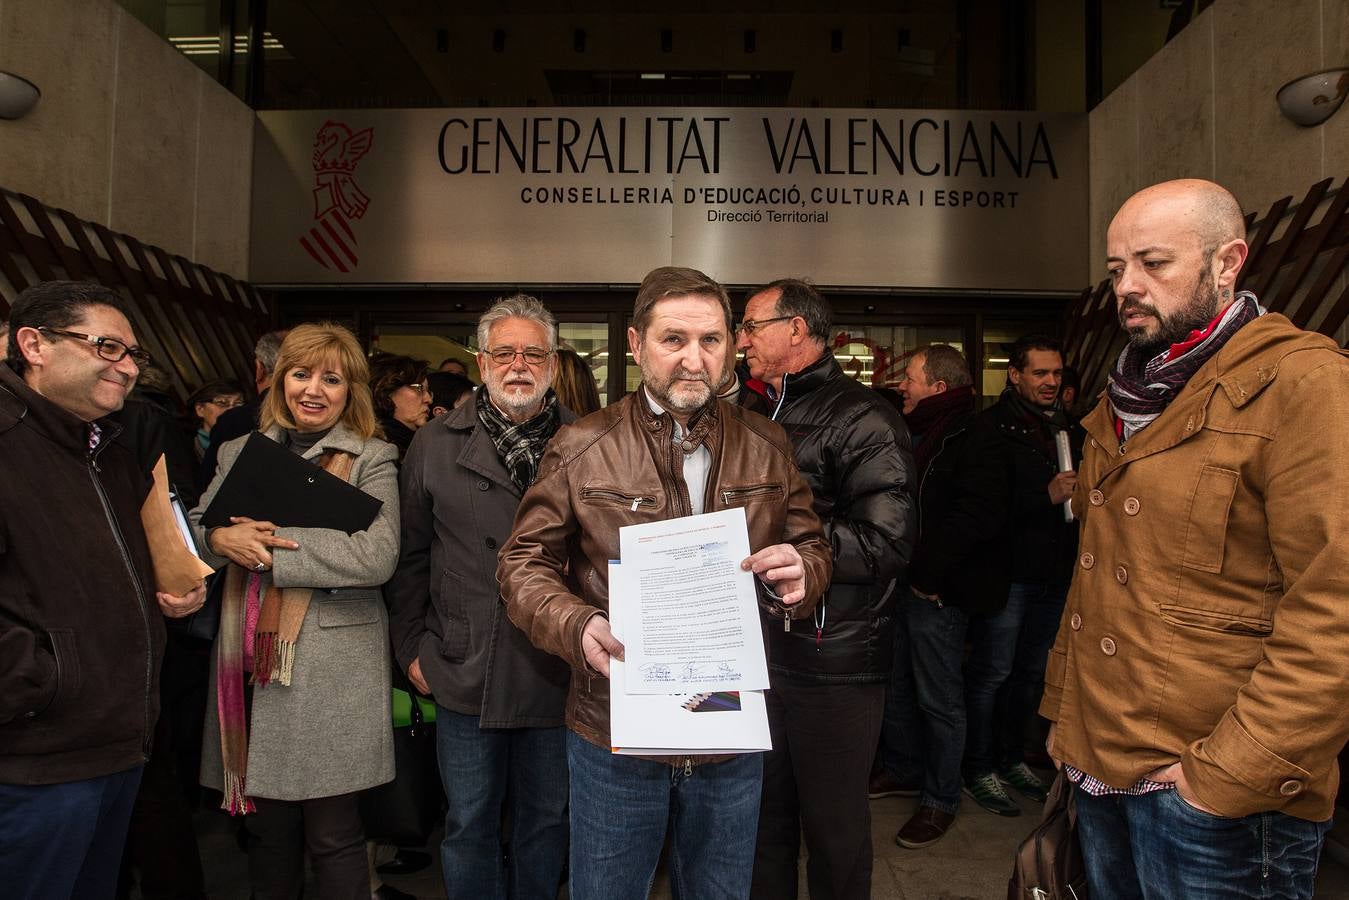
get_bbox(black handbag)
[1008,772,1089,900]
[166,566,224,642]
[359,687,445,845]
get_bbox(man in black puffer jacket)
[737,279,915,900]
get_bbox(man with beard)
[387,295,573,899]
[1043,178,1349,899]
[499,267,832,899]
[733,279,914,900]
[950,334,1081,818]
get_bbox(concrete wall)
[0,0,254,278]
[1086,0,1349,281]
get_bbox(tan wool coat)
[1042,313,1349,822]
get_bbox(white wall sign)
[250,107,1088,292]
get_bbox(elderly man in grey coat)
[387,294,574,900]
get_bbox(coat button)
[1115,565,1128,584]
[1070,613,1082,631]
[680,440,696,453]
[1279,780,1303,796]
[1090,438,1098,449]
[478,480,490,490]
[1100,637,1117,656]
[1089,490,1104,506]
[1124,497,1140,516]
[1080,552,1095,570]
[485,537,498,550]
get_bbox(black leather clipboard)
[198,432,382,535]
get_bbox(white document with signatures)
[608,560,771,755]
[616,507,770,694]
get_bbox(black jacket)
[760,353,916,682]
[114,388,201,508]
[909,389,1081,614]
[0,363,164,784]
[987,390,1082,586]
[907,397,1014,615]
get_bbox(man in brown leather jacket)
[499,266,831,900]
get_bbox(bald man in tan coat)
[1042,179,1349,899]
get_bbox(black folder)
[199,432,382,535]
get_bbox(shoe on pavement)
[999,761,1049,802]
[376,849,432,876]
[963,771,1022,817]
[895,806,956,849]
[868,769,922,799]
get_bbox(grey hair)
[254,331,287,376]
[916,344,972,388]
[477,293,557,351]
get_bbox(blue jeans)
[566,730,763,900]
[434,707,569,900]
[0,765,144,900]
[996,580,1066,768]
[964,581,1065,777]
[882,589,969,813]
[1075,786,1331,899]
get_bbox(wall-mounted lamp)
[1276,68,1348,127]
[0,71,40,120]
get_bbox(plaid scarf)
[1107,292,1264,441]
[476,387,561,492]
[215,448,355,816]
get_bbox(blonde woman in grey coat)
[191,322,400,900]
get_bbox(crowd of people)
[1,177,1346,900]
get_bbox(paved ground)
[181,785,1349,899]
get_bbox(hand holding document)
[140,454,213,597]
[617,507,769,694]
[608,558,771,756]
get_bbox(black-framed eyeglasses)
[485,348,553,366]
[206,396,245,408]
[38,327,152,369]
[735,316,792,336]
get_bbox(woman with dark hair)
[190,323,400,900]
[369,354,430,460]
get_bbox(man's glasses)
[735,316,792,336]
[38,327,152,369]
[484,348,552,366]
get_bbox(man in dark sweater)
[0,281,203,899]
